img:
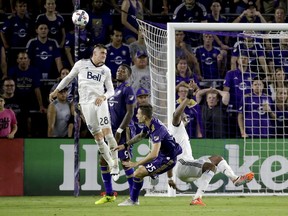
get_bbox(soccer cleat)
[234,172,254,187]
[118,198,138,206]
[190,198,206,206]
[95,195,116,205]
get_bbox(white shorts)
[176,158,210,183]
[80,101,111,135]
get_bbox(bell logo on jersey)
[87,71,101,81]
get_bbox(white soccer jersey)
[56,59,114,104]
[169,121,194,160]
[170,121,206,182]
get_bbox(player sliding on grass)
[168,89,254,206]
[114,103,182,206]
[49,44,120,181]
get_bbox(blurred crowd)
[0,0,288,139]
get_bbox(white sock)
[105,134,119,165]
[217,159,238,181]
[96,139,113,167]
[193,170,214,200]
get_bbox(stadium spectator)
[169,89,254,206]
[35,0,66,49]
[0,0,34,68]
[267,68,288,101]
[230,32,269,77]
[2,78,20,113]
[176,82,202,138]
[64,24,93,68]
[223,54,257,137]
[270,6,287,23]
[8,51,45,137]
[121,0,144,44]
[115,103,182,206]
[196,87,230,138]
[86,0,113,45]
[175,56,200,91]
[224,55,257,112]
[175,30,200,76]
[132,88,149,134]
[172,0,207,47]
[233,1,266,24]
[207,0,230,60]
[8,51,45,113]
[129,51,150,91]
[173,0,207,23]
[271,87,288,138]
[0,95,17,138]
[194,33,224,80]
[265,7,288,50]
[129,29,147,63]
[267,33,288,74]
[26,21,63,79]
[106,28,132,81]
[238,76,276,138]
[2,77,23,137]
[96,64,136,205]
[47,87,73,137]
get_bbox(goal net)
[137,20,288,196]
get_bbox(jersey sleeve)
[103,67,114,99]
[56,61,80,91]
[124,86,136,105]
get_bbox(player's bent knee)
[93,130,104,141]
[203,162,216,173]
[134,166,148,179]
[209,155,224,165]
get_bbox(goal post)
[166,22,288,127]
[137,20,288,197]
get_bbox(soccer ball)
[72,9,89,27]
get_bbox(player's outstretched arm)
[172,89,193,126]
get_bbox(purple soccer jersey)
[224,68,257,110]
[141,117,182,178]
[239,93,273,137]
[105,44,132,79]
[232,41,265,72]
[108,81,136,160]
[26,37,61,79]
[87,10,113,44]
[268,47,288,73]
[1,14,34,48]
[35,13,65,45]
[194,45,221,79]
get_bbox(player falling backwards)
[49,44,120,180]
[168,89,254,206]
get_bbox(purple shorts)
[144,155,177,179]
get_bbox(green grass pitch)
[0,196,287,216]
